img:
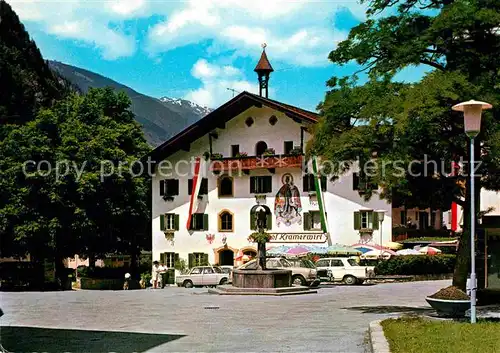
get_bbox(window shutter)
[173,179,179,195]
[353,211,361,230]
[203,214,209,230]
[174,253,179,265]
[250,177,256,193]
[160,214,165,231]
[266,213,272,230]
[201,178,208,195]
[372,212,379,230]
[250,211,257,230]
[321,176,327,191]
[188,253,194,268]
[302,175,309,192]
[188,179,193,195]
[203,253,209,266]
[265,176,272,193]
[160,180,165,196]
[174,214,179,230]
[303,212,311,230]
[160,253,166,264]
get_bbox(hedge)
[375,255,456,276]
[77,266,129,279]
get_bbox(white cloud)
[185,59,265,108]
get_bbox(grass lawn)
[381,317,500,353]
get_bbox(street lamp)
[452,99,492,324]
[376,210,386,258]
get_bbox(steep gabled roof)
[254,50,274,73]
[147,91,319,162]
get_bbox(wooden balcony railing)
[210,154,303,172]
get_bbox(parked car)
[175,266,229,288]
[237,258,320,287]
[219,266,233,283]
[286,258,333,282]
[315,257,374,285]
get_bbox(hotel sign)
[268,232,327,243]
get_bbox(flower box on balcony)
[210,154,303,172]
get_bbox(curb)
[369,320,391,353]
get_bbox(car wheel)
[343,275,357,285]
[219,278,228,286]
[292,275,306,286]
[183,280,193,288]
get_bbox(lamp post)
[376,210,386,258]
[452,100,492,324]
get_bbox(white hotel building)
[148,50,392,268]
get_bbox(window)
[159,179,179,196]
[218,176,233,197]
[303,211,322,231]
[284,141,293,155]
[353,211,379,230]
[250,176,272,194]
[400,210,407,225]
[188,178,208,195]
[189,253,208,267]
[430,211,436,229]
[160,213,179,231]
[331,260,344,267]
[218,210,234,232]
[347,259,359,266]
[189,214,208,231]
[231,145,240,157]
[203,267,214,274]
[302,174,326,192]
[190,267,202,274]
[160,252,178,268]
[353,171,377,191]
[255,141,268,156]
[250,205,272,230]
[316,259,330,267]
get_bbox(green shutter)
[188,254,194,268]
[160,253,166,264]
[174,253,179,264]
[160,214,165,231]
[250,211,257,230]
[266,213,272,230]
[372,212,379,230]
[174,214,179,230]
[321,176,327,191]
[203,253,209,266]
[353,211,361,230]
[188,179,193,195]
[302,175,308,192]
[250,177,256,193]
[304,212,311,230]
[203,214,209,230]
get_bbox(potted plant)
[211,153,223,159]
[235,152,248,157]
[289,147,302,155]
[426,285,471,317]
[263,148,275,156]
[203,151,210,161]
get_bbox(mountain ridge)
[48,60,211,146]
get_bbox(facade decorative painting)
[206,233,215,244]
[275,173,302,227]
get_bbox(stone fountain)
[209,206,316,296]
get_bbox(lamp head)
[452,100,492,138]
[375,209,386,222]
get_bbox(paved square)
[0,281,449,352]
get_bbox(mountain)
[0,0,69,127]
[49,61,211,146]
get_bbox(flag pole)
[312,156,332,246]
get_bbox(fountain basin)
[232,269,291,288]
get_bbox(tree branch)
[419,59,446,71]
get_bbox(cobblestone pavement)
[0,281,450,353]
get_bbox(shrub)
[375,255,456,276]
[77,266,129,279]
[141,272,152,287]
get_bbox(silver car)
[175,266,229,288]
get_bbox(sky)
[10,0,429,111]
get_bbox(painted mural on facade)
[275,173,302,226]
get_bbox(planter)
[425,297,471,317]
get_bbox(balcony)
[210,154,303,173]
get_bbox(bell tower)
[254,43,274,98]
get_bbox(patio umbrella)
[326,244,362,256]
[419,246,442,255]
[267,245,291,256]
[360,249,395,260]
[396,248,423,256]
[384,241,403,250]
[305,245,328,254]
[284,246,310,256]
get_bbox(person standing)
[152,261,160,289]
[159,262,168,289]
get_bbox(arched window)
[250,204,272,230]
[255,141,268,156]
[218,210,234,232]
[218,176,233,197]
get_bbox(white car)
[315,257,374,285]
[175,266,229,288]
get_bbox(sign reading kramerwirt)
[268,233,327,243]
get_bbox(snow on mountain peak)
[159,96,212,116]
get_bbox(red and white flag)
[186,157,205,230]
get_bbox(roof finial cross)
[261,43,267,50]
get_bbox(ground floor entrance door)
[219,250,234,266]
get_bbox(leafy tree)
[311,0,500,290]
[0,88,151,279]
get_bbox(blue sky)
[11,0,428,111]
